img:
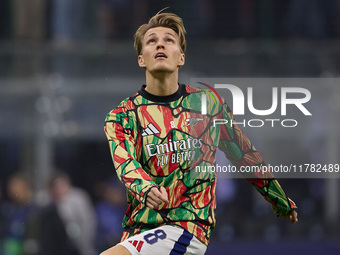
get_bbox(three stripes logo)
[142,123,161,137]
[128,240,144,252]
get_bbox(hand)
[280,210,298,224]
[146,186,169,210]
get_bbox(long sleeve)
[104,102,158,204]
[218,100,297,217]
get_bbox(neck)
[144,70,179,96]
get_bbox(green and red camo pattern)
[104,85,297,245]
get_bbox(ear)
[178,52,185,67]
[138,55,146,68]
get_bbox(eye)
[147,38,156,44]
[166,38,174,43]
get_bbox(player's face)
[138,27,185,73]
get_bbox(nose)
[156,42,165,50]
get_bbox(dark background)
[1,0,340,254]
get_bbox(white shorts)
[119,225,207,255]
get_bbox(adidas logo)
[142,123,160,137]
[128,240,144,252]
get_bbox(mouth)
[155,52,167,59]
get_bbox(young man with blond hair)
[102,11,298,255]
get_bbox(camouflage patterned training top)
[104,84,297,245]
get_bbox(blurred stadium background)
[0,0,340,254]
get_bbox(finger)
[158,186,169,204]
[149,187,168,204]
[149,187,164,204]
[290,215,296,224]
[290,211,298,224]
[146,200,158,209]
[146,187,169,210]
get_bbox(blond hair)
[134,11,187,55]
